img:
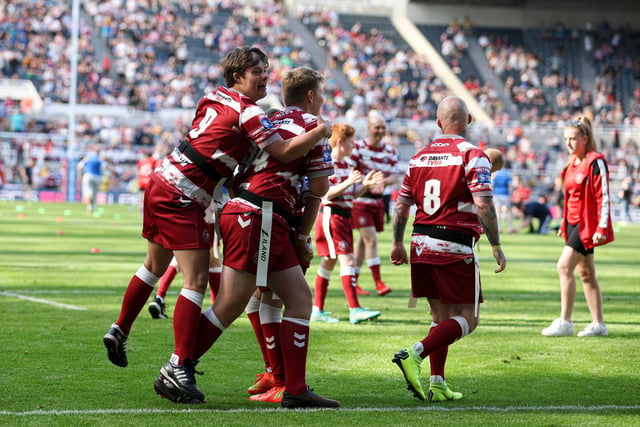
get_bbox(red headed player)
[312,122,385,324]
[390,96,506,402]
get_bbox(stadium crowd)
[0,0,639,215]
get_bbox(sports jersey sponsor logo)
[322,144,332,162]
[419,154,451,166]
[477,169,491,184]
[213,92,233,103]
[431,142,449,147]
[259,229,269,262]
[260,117,274,129]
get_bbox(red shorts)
[352,200,384,232]
[141,180,214,250]
[219,200,299,274]
[315,210,354,257]
[410,259,483,304]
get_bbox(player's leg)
[339,253,381,324]
[104,240,173,367]
[312,256,339,322]
[269,266,340,408]
[149,256,179,319]
[249,291,286,402]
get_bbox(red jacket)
[560,151,614,249]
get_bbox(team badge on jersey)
[477,168,491,184]
[260,117,274,129]
[322,143,332,163]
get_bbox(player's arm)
[390,200,411,265]
[295,176,328,264]
[473,194,507,273]
[325,169,361,201]
[263,117,331,164]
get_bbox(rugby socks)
[260,303,284,384]
[192,306,225,360]
[427,322,448,378]
[116,265,159,335]
[156,260,178,299]
[245,296,269,371]
[366,257,382,282]
[313,266,332,310]
[208,267,221,304]
[281,317,309,396]
[340,265,360,309]
[172,289,204,363]
[415,317,465,360]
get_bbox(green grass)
[0,200,639,426]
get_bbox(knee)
[467,316,480,333]
[578,268,595,285]
[556,260,571,276]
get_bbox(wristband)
[297,234,310,241]
[491,245,502,251]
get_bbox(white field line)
[0,290,86,311]
[1,405,640,416]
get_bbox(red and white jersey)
[560,151,614,249]
[351,138,398,201]
[321,158,357,211]
[233,106,333,217]
[398,135,492,260]
[137,155,160,191]
[152,86,282,208]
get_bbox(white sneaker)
[541,318,574,336]
[311,308,340,323]
[577,322,608,337]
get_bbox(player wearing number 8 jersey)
[390,96,506,402]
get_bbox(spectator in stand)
[541,116,614,337]
[102,47,331,408]
[312,122,384,324]
[351,111,399,296]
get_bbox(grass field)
[0,200,639,426]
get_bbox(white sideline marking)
[0,290,86,311]
[1,405,640,416]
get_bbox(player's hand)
[363,170,385,187]
[492,247,506,273]
[346,169,363,185]
[295,236,314,264]
[390,243,408,265]
[316,116,332,138]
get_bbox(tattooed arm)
[473,194,507,273]
[390,201,411,265]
